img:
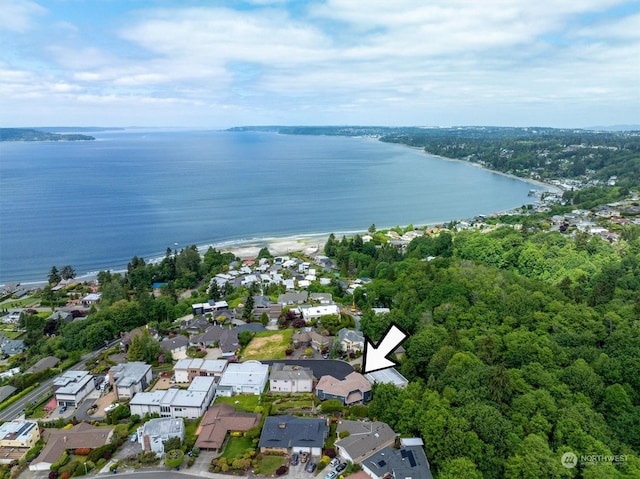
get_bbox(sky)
[1,0,639,128]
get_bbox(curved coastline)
[1,136,549,288]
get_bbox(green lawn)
[271,398,314,413]
[214,395,261,412]
[221,436,254,459]
[0,328,24,339]
[253,455,286,475]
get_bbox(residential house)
[190,325,239,356]
[0,420,40,464]
[160,335,189,355]
[137,417,185,456]
[47,311,73,323]
[278,291,309,305]
[0,385,16,403]
[53,370,95,407]
[130,376,217,419]
[181,316,211,335]
[299,304,340,323]
[338,328,365,353]
[316,372,372,405]
[29,423,114,471]
[308,330,333,352]
[80,293,102,306]
[108,362,153,400]
[269,364,313,393]
[310,293,333,304]
[365,368,409,389]
[0,337,26,356]
[361,438,433,479]
[258,415,328,456]
[173,358,228,383]
[217,361,269,396]
[292,330,311,348]
[26,356,60,374]
[335,420,397,463]
[195,404,261,451]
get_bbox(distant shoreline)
[0,132,551,289]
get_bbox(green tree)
[439,457,483,479]
[163,436,182,452]
[242,295,254,320]
[238,330,254,347]
[127,330,162,363]
[48,265,61,285]
[60,265,76,280]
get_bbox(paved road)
[0,339,119,422]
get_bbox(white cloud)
[0,0,46,32]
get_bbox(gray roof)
[53,370,93,395]
[26,356,60,374]
[0,385,17,403]
[139,417,185,438]
[191,325,239,354]
[338,328,364,344]
[362,444,433,479]
[160,335,189,352]
[269,363,313,382]
[109,362,151,388]
[365,368,409,388]
[259,415,327,450]
[335,420,397,462]
[277,292,308,304]
[1,339,26,355]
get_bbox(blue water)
[0,129,537,284]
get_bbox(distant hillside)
[0,128,95,142]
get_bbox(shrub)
[164,449,184,469]
[74,448,91,456]
[275,465,288,476]
[338,430,350,439]
[323,448,336,458]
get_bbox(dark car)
[306,462,317,473]
[291,453,299,466]
[336,463,347,473]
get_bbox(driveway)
[287,455,321,479]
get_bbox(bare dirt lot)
[243,332,290,360]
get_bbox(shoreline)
[1,139,561,289]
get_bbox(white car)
[329,458,340,468]
[325,471,337,479]
[104,403,117,413]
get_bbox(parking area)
[286,454,321,479]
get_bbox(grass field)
[242,329,293,360]
[221,436,254,459]
[271,398,314,413]
[253,455,286,475]
[214,395,261,412]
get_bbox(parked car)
[130,433,137,442]
[301,452,309,463]
[329,458,340,468]
[104,403,117,413]
[59,406,67,414]
[325,471,337,479]
[336,463,347,473]
[291,453,299,466]
[306,462,317,473]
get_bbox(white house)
[173,358,228,383]
[137,417,185,456]
[299,304,340,323]
[53,370,95,407]
[130,376,216,419]
[217,361,269,396]
[269,363,313,393]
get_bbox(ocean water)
[0,129,537,284]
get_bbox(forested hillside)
[329,227,640,478]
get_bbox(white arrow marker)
[362,324,409,374]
